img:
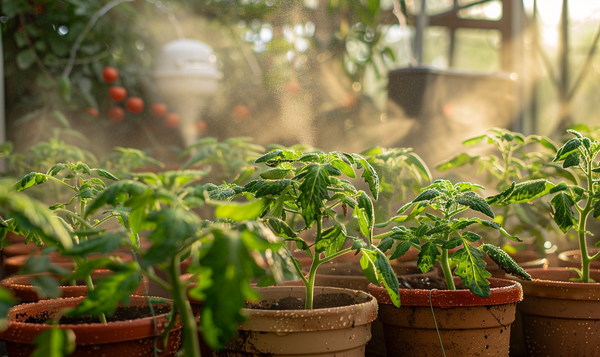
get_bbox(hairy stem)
[441,248,456,290]
[169,258,200,357]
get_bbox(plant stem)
[305,255,320,310]
[168,259,200,357]
[84,273,107,324]
[441,248,456,290]
[579,157,594,282]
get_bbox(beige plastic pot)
[368,277,522,357]
[0,295,182,357]
[514,268,600,357]
[215,286,378,356]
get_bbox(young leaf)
[456,192,494,219]
[255,149,283,163]
[452,245,491,298]
[563,152,580,168]
[411,189,440,203]
[417,242,439,273]
[295,163,331,226]
[436,153,479,171]
[481,244,531,280]
[94,169,119,181]
[390,240,412,260]
[215,199,268,222]
[260,168,291,180]
[553,138,582,162]
[352,154,380,199]
[551,192,576,233]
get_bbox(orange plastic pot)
[0,296,182,356]
[368,277,523,357]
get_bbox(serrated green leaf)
[417,242,439,273]
[95,169,118,181]
[462,231,482,242]
[563,152,580,168]
[594,201,600,219]
[481,244,531,280]
[60,232,123,257]
[554,138,582,162]
[390,240,411,260]
[255,150,283,163]
[452,245,491,298]
[330,152,356,178]
[551,192,575,233]
[486,182,516,205]
[412,189,440,203]
[436,153,479,171]
[260,168,291,180]
[456,192,494,218]
[352,154,379,199]
[442,237,463,249]
[295,163,331,226]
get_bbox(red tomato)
[102,67,119,83]
[126,97,144,114]
[196,120,207,134]
[164,113,181,128]
[108,86,127,102]
[233,104,251,121]
[86,107,99,117]
[108,107,124,123]
[151,103,168,118]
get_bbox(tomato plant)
[108,87,127,102]
[151,103,168,118]
[164,113,180,128]
[108,107,125,123]
[102,67,119,84]
[125,97,144,114]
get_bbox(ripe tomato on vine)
[102,67,119,83]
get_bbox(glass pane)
[453,29,502,71]
[457,0,503,21]
[422,26,451,68]
[425,0,454,15]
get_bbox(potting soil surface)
[247,293,358,310]
[19,305,171,324]
[398,275,450,290]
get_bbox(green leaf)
[412,189,440,203]
[352,154,380,199]
[436,153,479,171]
[330,152,356,178]
[442,237,463,250]
[215,199,267,222]
[390,240,411,260]
[462,134,488,146]
[456,192,494,218]
[452,245,491,298]
[594,201,600,219]
[0,286,16,321]
[95,169,119,181]
[295,163,331,226]
[29,275,61,299]
[417,242,439,273]
[486,182,516,205]
[255,150,283,163]
[360,249,400,308]
[462,231,482,242]
[563,152,580,168]
[32,327,76,357]
[260,168,291,179]
[68,268,142,317]
[60,232,123,257]
[551,192,575,233]
[481,244,531,280]
[554,138,582,162]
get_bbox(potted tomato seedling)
[0,163,182,356]
[370,179,529,356]
[204,149,400,356]
[491,129,600,356]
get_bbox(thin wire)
[429,289,447,357]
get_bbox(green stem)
[46,175,77,191]
[81,268,107,324]
[169,257,200,357]
[305,254,320,310]
[441,248,456,290]
[579,157,594,282]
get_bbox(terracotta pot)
[486,249,548,278]
[557,248,600,270]
[1,271,149,303]
[3,252,134,276]
[513,268,600,357]
[192,285,377,356]
[2,243,42,259]
[368,277,522,357]
[0,295,182,356]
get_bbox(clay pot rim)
[0,295,179,344]
[368,277,523,307]
[508,268,600,301]
[0,271,113,289]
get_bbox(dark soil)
[398,275,449,290]
[19,305,171,325]
[246,293,358,310]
